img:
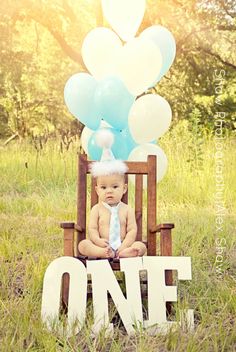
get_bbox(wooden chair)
[60,153,174,308]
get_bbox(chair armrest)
[74,224,83,232]
[60,222,83,232]
[60,222,75,229]
[150,223,175,233]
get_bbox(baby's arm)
[89,205,109,248]
[117,206,137,254]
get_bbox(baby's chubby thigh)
[78,239,93,255]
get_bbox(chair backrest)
[77,153,157,255]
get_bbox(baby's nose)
[106,187,113,193]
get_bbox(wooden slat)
[122,173,128,204]
[160,229,172,256]
[160,228,173,287]
[135,174,143,241]
[91,176,98,207]
[125,161,148,174]
[160,228,173,314]
[147,155,157,255]
[62,227,74,308]
[77,154,87,243]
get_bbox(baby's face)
[95,174,127,206]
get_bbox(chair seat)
[76,255,121,270]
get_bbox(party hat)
[89,129,128,177]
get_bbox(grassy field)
[0,123,235,351]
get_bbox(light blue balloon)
[141,25,176,85]
[88,128,129,161]
[121,127,138,155]
[94,76,135,130]
[64,73,101,130]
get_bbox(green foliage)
[147,0,236,131]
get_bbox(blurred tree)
[143,0,236,131]
[0,0,235,141]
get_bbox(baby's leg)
[131,241,147,256]
[119,241,147,258]
[78,239,114,258]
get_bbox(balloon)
[101,0,146,42]
[94,76,135,130]
[128,94,172,143]
[114,37,162,96]
[120,127,138,154]
[88,128,129,160]
[140,25,176,85]
[128,143,168,184]
[81,127,94,155]
[64,73,101,130]
[82,27,122,80]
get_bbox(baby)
[78,172,147,258]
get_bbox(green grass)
[0,124,236,351]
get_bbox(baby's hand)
[98,238,110,248]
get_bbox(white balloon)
[128,144,168,184]
[102,0,146,42]
[128,94,172,143]
[114,38,162,96]
[82,27,122,80]
[81,127,94,155]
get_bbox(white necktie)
[102,202,122,250]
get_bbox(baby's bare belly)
[98,224,126,241]
[96,205,128,241]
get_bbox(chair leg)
[62,227,74,310]
[160,228,173,315]
[62,273,70,312]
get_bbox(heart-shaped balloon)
[64,73,101,130]
[113,37,162,96]
[140,25,176,85]
[128,94,172,143]
[94,76,135,130]
[102,0,146,42]
[82,27,122,80]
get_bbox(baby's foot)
[133,246,143,256]
[119,247,139,258]
[101,246,115,258]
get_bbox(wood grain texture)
[91,176,98,208]
[62,227,74,308]
[77,153,87,243]
[147,155,157,255]
[135,174,143,241]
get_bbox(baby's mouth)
[106,196,113,201]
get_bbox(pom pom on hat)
[89,128,128,177]
[95,128,114,149]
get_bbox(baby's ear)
[95,185,99,195]
[123,184,128,194]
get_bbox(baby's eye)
[113,185,118,189]
[101,186,106,190]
